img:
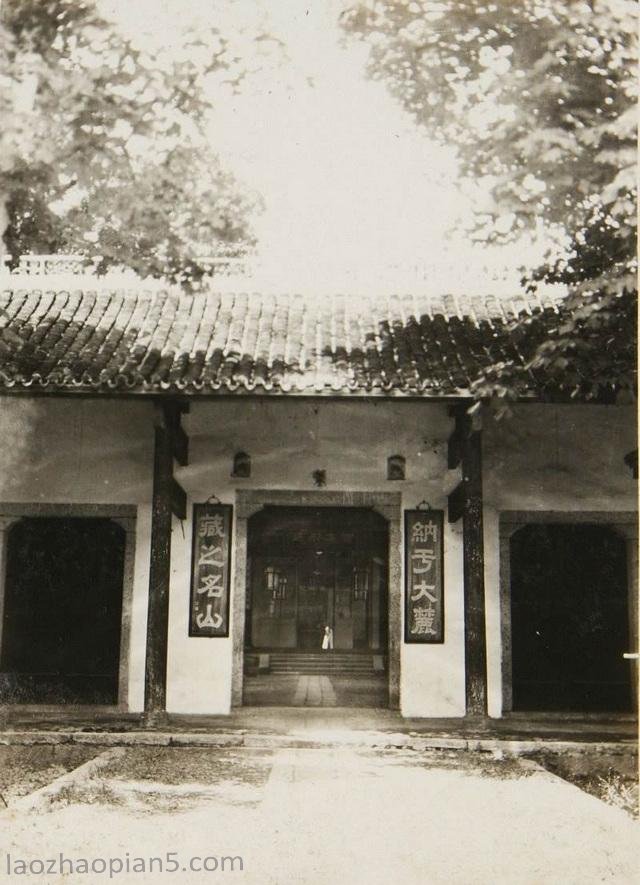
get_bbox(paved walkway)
[292,675,336,705]
[243,673,387,706]
[0,744,637,884]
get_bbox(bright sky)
[99,0,548,292]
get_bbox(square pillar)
[143,401,188,721]
[448,406,488,718]
[461,428,488,716]
[143,423,173,718]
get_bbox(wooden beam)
[447,404,472,469]
[447,482,465,523]
[144,425,173,717]
[461,429,488,717]
[171,477,187,520]
[447,435,461,470]
[162,402,189,466]
[172,423,189,467]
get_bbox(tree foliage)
[0,0,260,282]
[342,0,637,399]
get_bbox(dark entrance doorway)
[244,506,389,707]
[0,517,126,705]
[510,523,631,712]
[246,506,388,653]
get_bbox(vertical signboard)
[189,503,232,637]
[404,509,444,643]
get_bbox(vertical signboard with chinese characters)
[189,503,232,637]
[404,509,444,643]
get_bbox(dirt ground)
[0,744,638,884]
[0,744,98,805]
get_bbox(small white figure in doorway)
[321,625,334,651]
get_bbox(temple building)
[0,272,636,720]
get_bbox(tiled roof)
[0,283,563,396]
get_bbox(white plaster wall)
[171,399,466,716]
[483,506,502,719]
[173,400,637,716]
[400,521,466,717]
[482,404,638,717]
[165,504,234,714]
[128,504,152,711]
[0,396,635,718]
[0,397,154,712]
[484,404,637,511]
[0,398,153,504]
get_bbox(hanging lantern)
[265,565,278,592]
[276,574,288,600]
[353,565,369,601]
[265,566,287,600]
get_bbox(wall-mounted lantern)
[387,454,406,481]
[232,451,251,478]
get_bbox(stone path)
[0,745,637,884]
[292,675,337,706]
[243,673,388,706]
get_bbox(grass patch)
[532,752,638,819]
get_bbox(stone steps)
[269,666,378,674]
[256,653,385,675]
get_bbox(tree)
[0,0,261,283]
[342,0,637,400]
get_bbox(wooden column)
[144,423,173,717]
[461,427,488,716]
[448,406,488,717]
[144,403,188,720]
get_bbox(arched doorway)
[509,523,632,712]
[243,506,389,706]
[0,517,126,705]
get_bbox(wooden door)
[297,553,332,649]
